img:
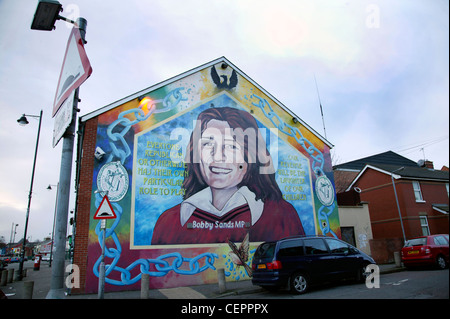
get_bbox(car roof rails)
[279,234,328,241]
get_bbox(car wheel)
[290,272,309,294]
[436,255,447,270]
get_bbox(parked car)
[9,256,20,263]
[401,234,449,269]
[0,256,11,264]
[252,235,376,294]
[41,254,52,261]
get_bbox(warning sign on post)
[94,195,117,219]
[53,27,92,117]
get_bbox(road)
[224,268,449,299]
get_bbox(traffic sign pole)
[93,194,115,298]
[46,17,87,300]
[98,219,106,299]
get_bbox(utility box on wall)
[73,57,339,294]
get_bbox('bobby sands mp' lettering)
[189,220,247,230]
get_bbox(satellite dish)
[417,159,425,167]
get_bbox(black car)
[251,235,376,294]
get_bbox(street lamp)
[9,223,19,254]
[391,167,407,243]
[17,110,43,280]
[47,183,59,267]
[31,0,76,31]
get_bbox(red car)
[401,234,449,269]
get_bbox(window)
[304,238,328,255]
[325,238,350,254]
[420,216,430,236]
[278,239,304,257]
[404,237,427,247]
[412,181,424,202]
[254,242,276,259]
[433,236,448,246]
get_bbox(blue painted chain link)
[106,87,187,164]
[250,94,337,238]
[251,94,325,176]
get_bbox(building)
[335,151,449,263]
[336,189,373,257]
[72,57,339,294]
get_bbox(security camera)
[94,146,106,160]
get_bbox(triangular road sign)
[94,195,117,219]
[52,26,92,117]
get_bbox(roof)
[79,56,333,148]
[345,163,449,191]
[433,204,449,214]
[334,151,418,171]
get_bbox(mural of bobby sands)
[151,107,305,245]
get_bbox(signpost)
[47,18,91,300]
[93,195,116,299]
[31,1,93,300]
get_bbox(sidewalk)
[1,261,404,299]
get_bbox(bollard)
[140,273,150,299]
[14,269,22,282]
[394,251,401,267]
[217,268,227,293]
[7,268,14,283]
[0,270,7,286]
[23,281,34,299]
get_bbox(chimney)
[424,160,434,169]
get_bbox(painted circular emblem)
[97,161,129,202]
[315,175,335,206]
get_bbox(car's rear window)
[404,237,427,247]
[254,242,276,259]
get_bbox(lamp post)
[47,183,59,267]
[391,167,407,243]
[9,223,19,254]
[30,0,88,299]
[16,110,43,280]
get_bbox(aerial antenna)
[314,75,327,139]
[419,147,426,161]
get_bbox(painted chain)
[93,88,218,285]
[251,94,337,238]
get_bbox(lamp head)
[17,115,29,126]
[30,0,63,31]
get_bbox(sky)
[0,0,448,243]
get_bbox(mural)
[84,59,339,292]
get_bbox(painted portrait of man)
[151,106,305,245]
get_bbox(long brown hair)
[182,107,282,202]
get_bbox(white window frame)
[419,216,430,236]
[412,181,424,202]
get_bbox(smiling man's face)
[198,119,248,190]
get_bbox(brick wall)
[72,117,97,294]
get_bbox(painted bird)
[227,232,252,277]
[211,65,238,90]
